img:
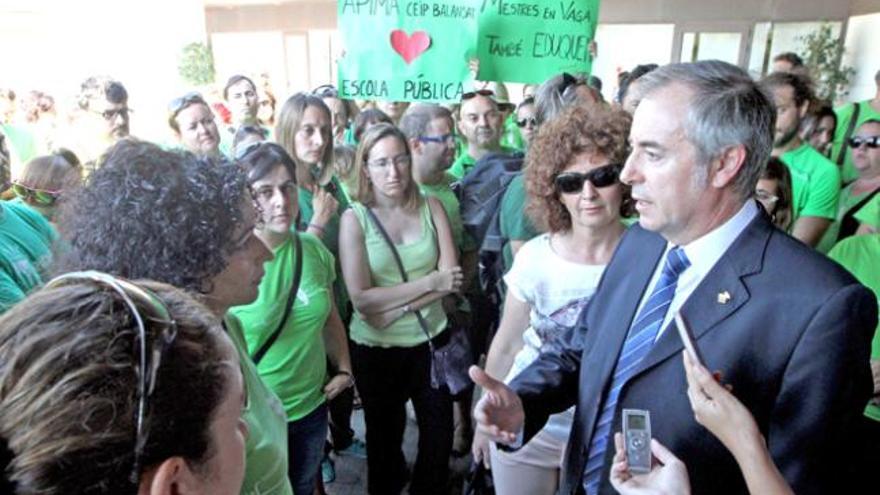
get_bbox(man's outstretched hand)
[470,365,525,444]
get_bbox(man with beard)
[449,90,512,179]
[63,76,130,165]
[762,72,840,247]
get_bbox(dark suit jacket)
[509,212,877,495]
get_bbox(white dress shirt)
[636,200,760,341]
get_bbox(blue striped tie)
[582,247,690,494]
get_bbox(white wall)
[0,0,208,142]
[842,13,880,102]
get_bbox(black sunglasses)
[461,89,495,101]
[516,117,537,128]
[848,136,880,149]
[554,163,622,193]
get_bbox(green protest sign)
[476,0,600,83]
[337,0,480,102]
[336,0,600,101]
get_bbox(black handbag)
[364,206,473,395]
[462,460,495,495]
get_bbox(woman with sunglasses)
[816,119,880,252]
[339,123,462,494]
[472,105,632,495]
[0,274,247,495]
[56,139,293,495]
[167,92,222,158]
[11,149,80,221]
[231,142,352,495]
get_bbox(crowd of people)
[0,48,878,495]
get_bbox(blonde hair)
[351,123,420,211]
[275,93,335,186]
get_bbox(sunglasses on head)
[848,136,880,149]
[461,89,495,101]
[554,163,621,193]
[168,92,206,117]
[516,117,537,128]
[12,181,62,205]
[313,84,339,98]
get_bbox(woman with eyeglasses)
[339,123,463,494]
[816,119,880,252]
[10,149,80,221]
[167,92,222,158]
[55,139,293,495]
[231,142,352,495]
[755,157,794,231]
[0,274,248,495]
[471,105,632,495]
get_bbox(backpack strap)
[252,232,303,365]
[836,102,862,167]
[838,187,880,241]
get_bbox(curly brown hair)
[525,104,633,233]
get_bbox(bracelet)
[402,304,413,316]
[308,223,326,234]
[337,370,355,387]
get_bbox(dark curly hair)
[525,104,633,233]
[0,278,229,494]
[55,139,250,293]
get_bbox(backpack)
[455,151,525,311]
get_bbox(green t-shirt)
[831,101,880,184]
[223,314,293,495]
[499,174,541,272]
[419,172,478,253]
[827,234,880,421]
[854,194,880,229]
[1,123,38,178]
[500,113,524,152]
[348,201,447,347]
[815,184,879,253]
[297,175,351,316]
[781,143,841,223]
[231,233,334,421]
[448,146,518,179]
[0,201,55,313]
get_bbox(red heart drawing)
[390,30,432,65]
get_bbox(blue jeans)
[287,402,328,495]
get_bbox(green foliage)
[178,42,216,87]
[797,23,855,102]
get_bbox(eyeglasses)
[848,135,880,149]
[168,92,207,117]
[554,163,621,193]
[516,117,537,128]
[461,89,495,101]
[368,154,411,168]
[12,181,62,205]
[44,270,178,486]
[418,133,455,144]
[95,107,131,121]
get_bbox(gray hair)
[634,60,776,199]
[399,103,453,140]
[535,73,585,126]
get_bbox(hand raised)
[469,365,524,444]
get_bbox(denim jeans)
[287,402,329,495]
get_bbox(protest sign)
[476,0,600,83]
[336,0,600,101]
[337,0,480,102]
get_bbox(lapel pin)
[717,291,732,304]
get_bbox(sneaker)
[321,456,336,484]
[336,438,367,459]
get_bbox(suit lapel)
[632,214,771,377]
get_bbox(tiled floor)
[325,407,472,495]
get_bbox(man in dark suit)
[470,60,877,495]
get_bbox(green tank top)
[349,200,448,347]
